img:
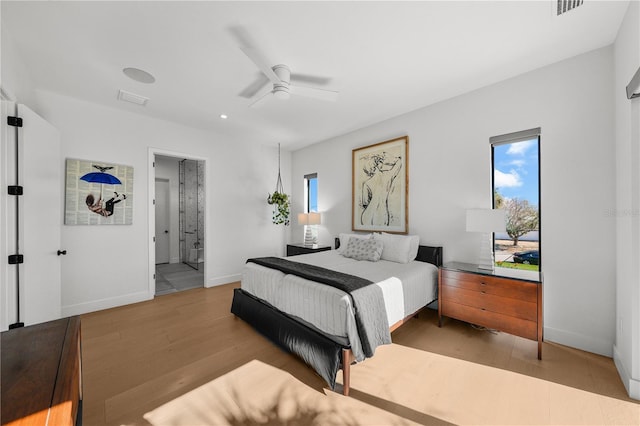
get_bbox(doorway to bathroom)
[179,158,204,271]
[153,154,205,296]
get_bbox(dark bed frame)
[231,238,442,395]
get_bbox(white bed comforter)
[241,250,438,361]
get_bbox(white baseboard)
[206,273,241,288]
[62,290,151,317]
[613,345,640,400]
[544,325,613,357]
[62,274,239,316]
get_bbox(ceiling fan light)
[273,88,290,100]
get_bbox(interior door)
[1,102,62,328]
[20,104,62,325]
[155,179,170,264]
[1,100,15,330]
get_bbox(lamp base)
[303,226,314,247]
[477,232,495,271]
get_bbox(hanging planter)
[267,191,290,225]
[267,144,290,226]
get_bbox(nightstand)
[286,244,331,257]
[439,262,543,359]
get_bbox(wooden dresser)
[1,316,82,426]
[439,262,543,359]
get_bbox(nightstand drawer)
[442,301,538,340]
[441,284,537,322]
[441,270,537,302]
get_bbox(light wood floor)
[81,283,639,425]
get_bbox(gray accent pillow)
[342,236,383,261]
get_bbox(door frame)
[147,148,208,298]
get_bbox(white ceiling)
[1,1,630,150]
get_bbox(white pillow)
[337,233,371,253]
[342,237,383,262]
[407,234,420,261]
[373,232,420,263]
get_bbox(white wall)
[155,155,180,264]
[0,25,36,106]
[0,88,290,317]
[613,0,640,400]
[292,46,616,358]
[38,90,292,315]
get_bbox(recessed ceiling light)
[220,114,228,119]
[123,67,155,84]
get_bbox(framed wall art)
[64,159,133,225]
[352,136,408,234]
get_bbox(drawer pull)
[480,282,487,286]
[481,290,486,294]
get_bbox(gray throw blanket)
[246,257,391,357]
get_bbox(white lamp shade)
[466,209,506,233]
[308,212,321,225]
[298,213,309,225]
[298,212,321,225]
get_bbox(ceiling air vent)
[117,89,149,106]
[557,0,583,16]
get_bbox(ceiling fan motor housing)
[272,64,291,99]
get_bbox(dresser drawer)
[439,263,543,359]
[441,269,537,303]
[441,284,537,322]
[442,301,538,341]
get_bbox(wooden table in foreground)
[1,316,82,426]
[439,262,543,359]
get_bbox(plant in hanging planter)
[268,144,290,226]
[267,191,290,226]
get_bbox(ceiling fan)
[233,28,339,107]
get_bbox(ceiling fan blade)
[290,84,339,102]
[290,73,332,86]
[239,74,270,99]
[239,46,281,85]
[249,86,273,108]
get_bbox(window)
[303,173,319,243]
[491,128,541,271]
[304,173,318,213]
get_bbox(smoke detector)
[123,67,155,84]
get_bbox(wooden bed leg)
[342,348,351,396]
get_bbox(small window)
[304,173,318,213]
[491,128,541,272]
[303,173,319,243]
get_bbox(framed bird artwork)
[64,159,133,225]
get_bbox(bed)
[231,233,443,395]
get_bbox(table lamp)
[298,212,321,247]
[466,209,506,270]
